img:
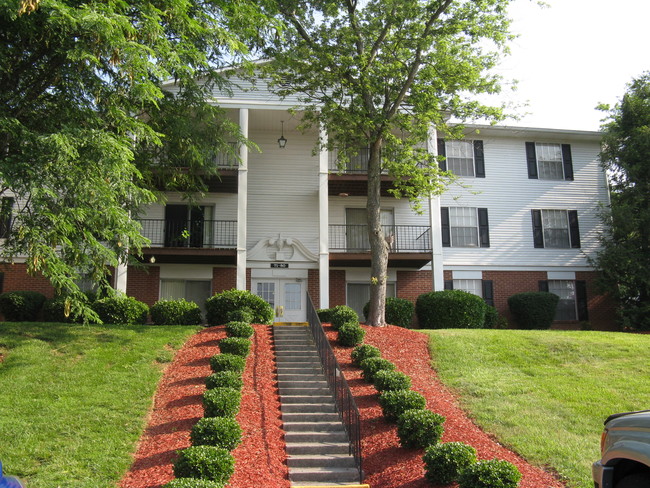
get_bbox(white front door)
[252,279,306,323]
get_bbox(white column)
[427,125,445,291]
[318,125,330,309]
[236,108,249,290]
[114,260,128,293]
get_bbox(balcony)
[137,219,237,264]
[329,224,432,268]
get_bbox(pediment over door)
[248,235,318,264]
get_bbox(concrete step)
[279,386,331,395]
[283,421,346,432]
[285,441,351,455]
[281,403,337,414]
[285,431,349,443]
[287,454,357,469]
[288,466,361,483]
[281,395,335,404]
[282,412,341,423]
[278,379,329,388]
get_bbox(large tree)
[265,0,514,325]
[594,72,650,330]
[0,0,272,320]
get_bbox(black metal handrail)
[307,294,363,483]
[329,224,431,252]
[137,219,237,248]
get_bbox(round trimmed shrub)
[225,321,254,338]
[172,445,234,484]
[415,290,487,329]
[42,294,87,323]
[163,479,224,488]
[397,409,445,448]
[219,337,251,357]
[330,305,359,330]
[202,387,241,418]
[226,308,254,324]
[338,323,365,347]
[363,297,414,328]
[209,353,246,374]
[359,357,396,383]
[423,442,477,485]
[458,459,522,488]
[0,291,46,322]
[378,389,426,421]
[205,371,243,391]
[351,344,381,366]
[483,305,499,329]
[150,299,202,325]
[373,369,412,392]
[317,308,334,324]
[92,295,148,324]
[206,289,274,326]
[190,417,242,450]
[508,292,559,329]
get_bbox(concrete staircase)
[273,325,361,487]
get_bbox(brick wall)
[126,265,160,307]
[396,270,433,302]
[308,269,320,309]
[329,270,346,307]
[0,263,55,297]
[576,271,617,331]
[212,267,237,294]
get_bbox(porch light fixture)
[278,120,287,149]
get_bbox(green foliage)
[423,442,478,485]
[373,369,412,392]
[316,308,334,323]
[338,323,366,347]
[163,479,224,488]
[595,72,650,330]
[42,294,88,323]
[92,296,149,325]
[458,459,522,488]
[219,337,251,357]
[416,290,488,329]
[206,290,274,326]
[172,446,235,484]
[209,353,246,374]
[364,297,414,328]
[225,321,255,338]
[226,308,254,324]
[359,357,396,383]
[150,299,202,325]
[378,389,427,421]
[205,371,243,391]
[190,417,242,451]
[507,292,559,329]
[0,291,46,322]
[202,387,242,418]
[483,305,499,329]
[396,409,445,448]
[330,305,359,330]
[351,344,381,366]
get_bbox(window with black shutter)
[526,142,574,181]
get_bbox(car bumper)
[592,461,614,488]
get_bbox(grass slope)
[425,329,650,488]
[0,322,199,488]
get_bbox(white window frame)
[541,209,571,249]
[548,280,577,321]
[449,207,479,248]
[535,143,564,180]
[445,140,475,177]
[452,279,483,298]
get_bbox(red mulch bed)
[120,323,565,488]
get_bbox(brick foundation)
[308,269,320,309]
[212,267,237,294]
[329,270,346,307]
[126,265,160,307]
[0,263,55,297]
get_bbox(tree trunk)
[366,137,388,326]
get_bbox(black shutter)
[473,140,485,178]
[444,280,454,290]
[482,280,494,307]
[478,208,490,247]
[532,210,544,248]
[576,280,589,321]
[562,144,574,181]
[437,139,447,171]
[441,207,451,247]
[568,210,581,248]
[526,142,538,179]
[538,280,549,292]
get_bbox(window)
[540,280,588,321]
[526,142,574,180]
[531,209,580,248]
[346,282,396,320]
[444,279,494,307]
[345,207,394,251]
[161,279,211,316]
[441,207,490,248]
[164,205,214,248]
[0,197,14,238]
[437,139,485,177]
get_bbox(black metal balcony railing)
[329,225,431,252]
[138,219,237,248]
[307,294,363,483]
[212,142,239,168]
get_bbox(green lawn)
[0,322,200,488]
[425,329,650,488]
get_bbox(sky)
[487,0,650,132]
